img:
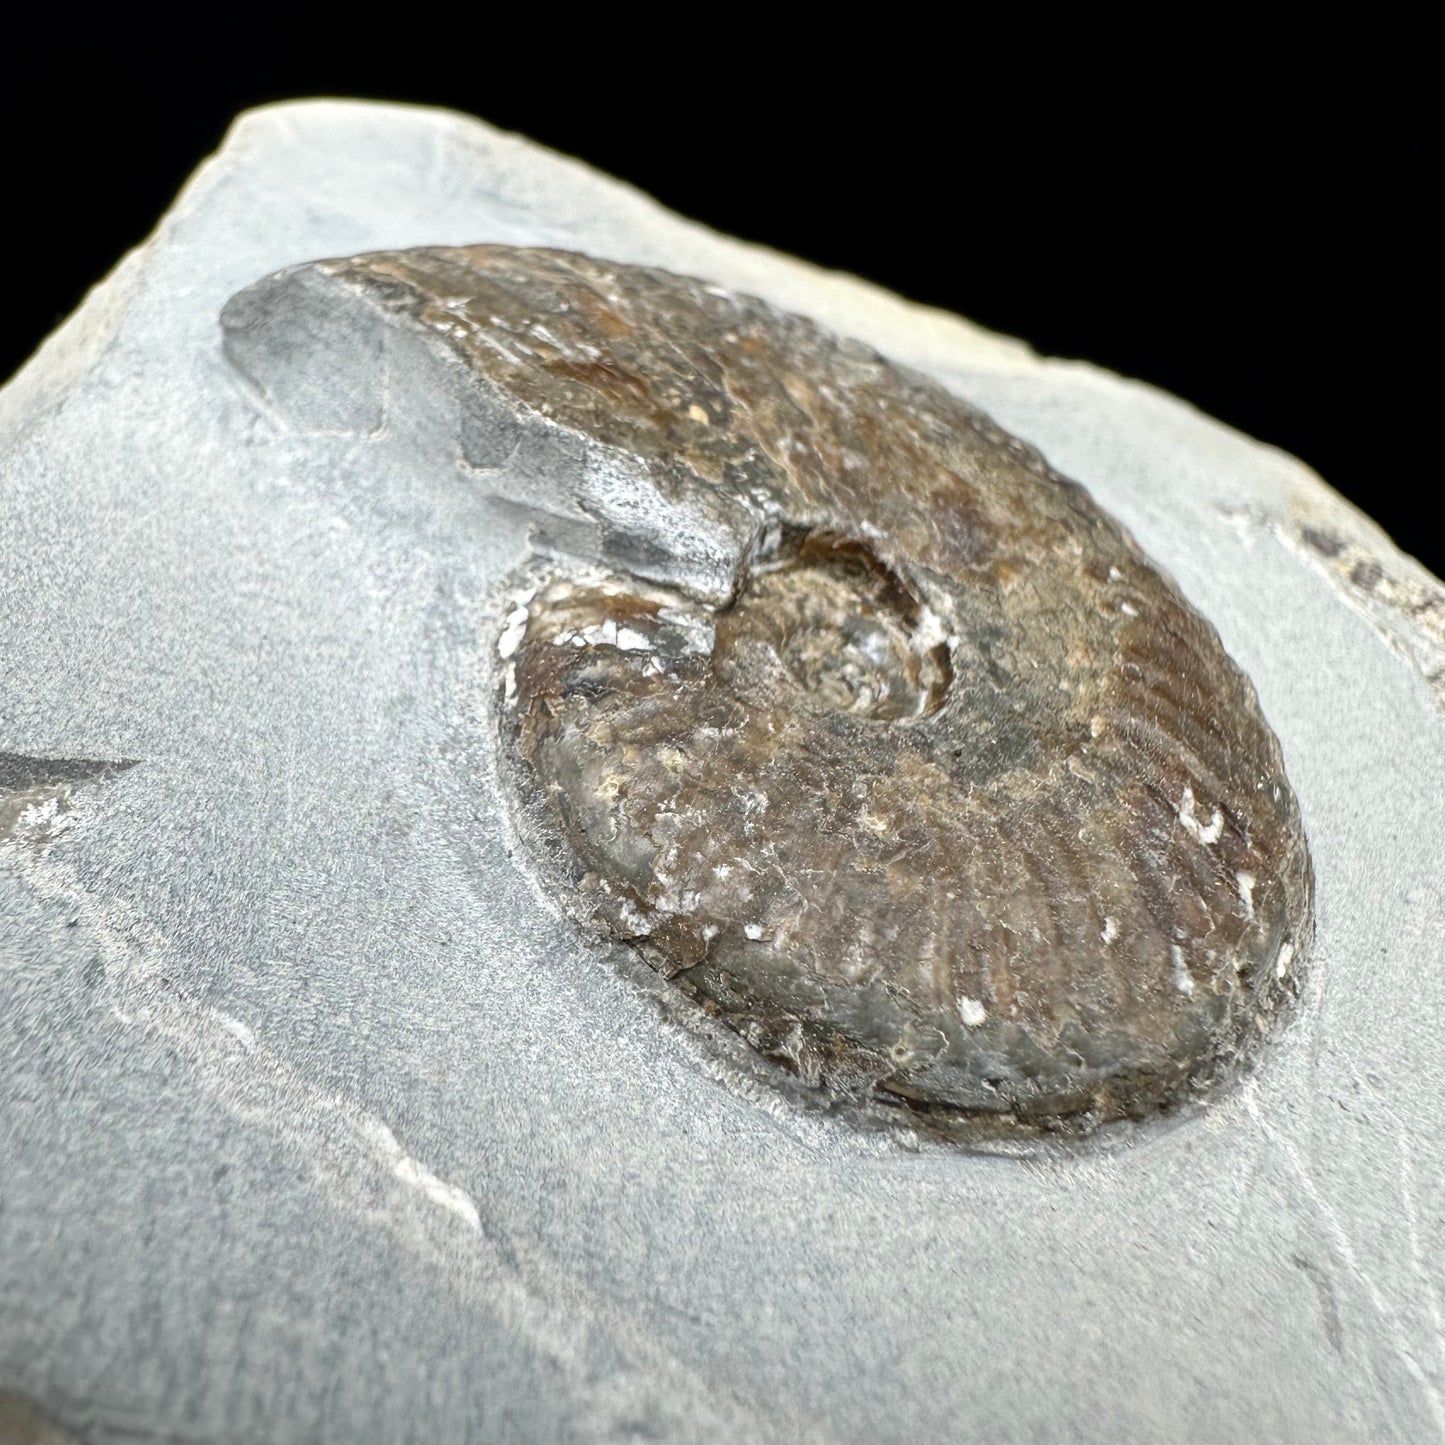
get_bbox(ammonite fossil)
[222,246,1313,1139]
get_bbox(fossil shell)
[222,246,1314,1139]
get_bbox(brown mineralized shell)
[225,245,1314,1139]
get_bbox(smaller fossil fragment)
[222,246,1314,1140]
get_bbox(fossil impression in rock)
[222,246,1314,1138]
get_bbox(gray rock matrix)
[2,101,1442,1444]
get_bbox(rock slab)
[1,101,1442,1444]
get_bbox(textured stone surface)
[2,101,1443,1444]
[223,245,1311,1138]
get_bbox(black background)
[3,32,1434,575]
